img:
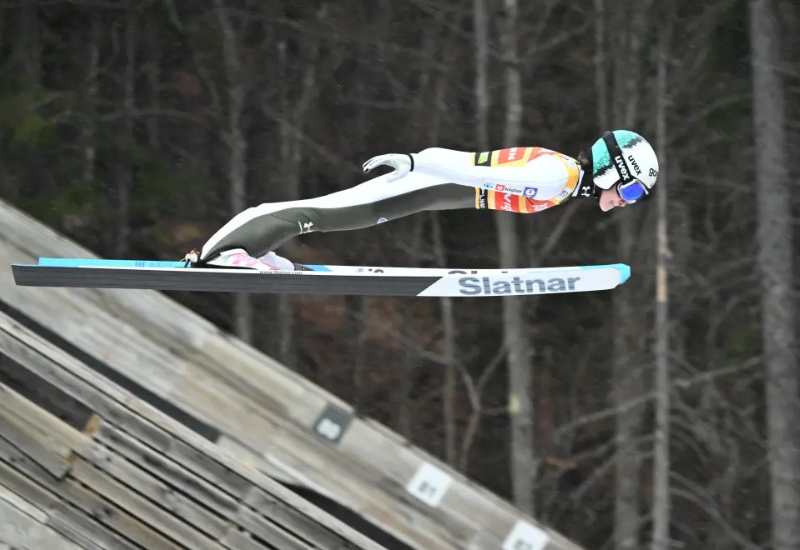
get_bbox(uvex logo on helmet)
[627,155,642,176]
[613,155,631,182]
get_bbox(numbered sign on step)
[502,521,550,550]
[405,462,453,507]
[312,403,353,444]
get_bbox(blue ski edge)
[36,257,337,271]
[37,257,187,269]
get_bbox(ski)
[11,258,630,297]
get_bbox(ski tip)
[576,263,630,285]
[614,263,631,284]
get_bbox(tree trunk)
[651,8,673,549]
[215,0,251,343]
[432,212,458,466]
[116,2,135,258]
[468,0,490,472]
[496,0,535,516]
[273,40,296,363]
[145,15,160,148]
[473,0,490,150]
[347,294,368,412]
[272,20,323,365]
[420,25,459,468]
[607,0,654,546]
[749,2,800,548]
[593,0,608,132]
[396,219,424,439]
[611,247,642,550]
[82,14,100,187]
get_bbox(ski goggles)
[602,131,650,203]
[616,179,648,202]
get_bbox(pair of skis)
[11,257,629,297]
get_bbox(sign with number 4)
[502,521,550,550]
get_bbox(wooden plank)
[0,294,422,550]
[93,424,239,516]
[214,435,299,485]
[0,483,48,524]
[219,526,273,550]
[234,505,315,550]
[0,383,91,458]
[104,418,252,499]
[0,411,71,480]
[1,323,415,550]
[69,457,227,550]
[78,442,228,540]
[46,502,141,550]
[0,320,128,418]
[0,461,60,517]
[0,313,387,550]
[94,426,353,550]
[118,399,389,550]
[0,435,61,493]
[58,474,186,550]
[0,351,93,433]
[1,309,455,550]
[0,498,86,550]
[0,323,252,500]
[244,489,359,550]
[0,436,183,550]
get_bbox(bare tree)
[264,6,329,365]
[605,0,655,546]
[473,0,490,151]
[115,1,136,257]
[496,0,535,516]
[144,11,160,148]
[82,13,100,187]
[651,4,674,548]
[432,212,458,466]
[593,0,608,132]
[214,0,251,342]
[749,1,800,548]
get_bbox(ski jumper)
[199,146,587,262]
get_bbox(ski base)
[11,258,630,297]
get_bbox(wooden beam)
[0,410,71,480]
[0,312,387,550]
[0,383,91,456]
[244,488,360,550]
[69,457,227,550]
[0,436,184,550]
[233,505,315,550]
[78,442,229,540]
[93,423,239,515]
[0,498,84,550]
[46,502,141,550]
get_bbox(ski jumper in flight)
[188,130,659,270]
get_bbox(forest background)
[0,1,797,549]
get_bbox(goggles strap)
[602,131,635,187]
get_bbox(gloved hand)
[362,153,414,182]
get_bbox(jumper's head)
[591,130,659,211]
